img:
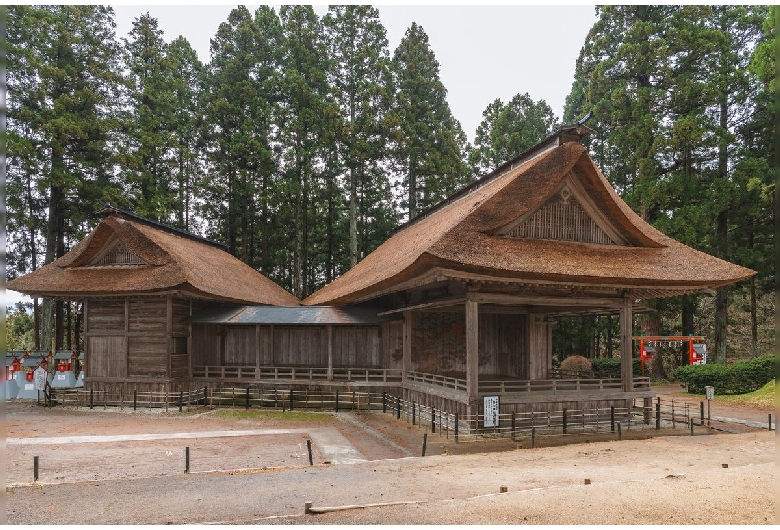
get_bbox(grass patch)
[211,409,333,422]
[684,379,775,409]
[713,379,775,409]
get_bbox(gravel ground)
[4,393,777,525]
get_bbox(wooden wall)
[411,312,528,378]
[85,295,194,382]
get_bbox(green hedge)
[590,357,641,378]
[673,355,777,395]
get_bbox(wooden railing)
[192,365,403,384]
[406,371,467,392]
[192,365,649,394]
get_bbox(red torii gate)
[633,335,707,375]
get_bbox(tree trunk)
[349,164,357,268]
[680,294,695,366]
[749,277,758,357]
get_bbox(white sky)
[4,3,597,309]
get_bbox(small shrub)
[560,355,593,376]
[590,357,642,378]
[674,355,776,395]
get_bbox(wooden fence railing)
[192,365,403,383]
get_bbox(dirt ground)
[4,388,777,525]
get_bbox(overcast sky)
[5,4,597,308]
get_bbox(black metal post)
[531,427,536,448]
[335,389,339,412]
[610,406,615,432]
[562,408,567,434]
[134,390,137,411]
[690,418,694,436]
[769,414,772,431]
[90,389,94,409]
[179,391,183,412]
[185,446,190,473]
[617,422,622,440]
[245,388,250,409]
[412,401,416,425]
[34,456,39,482]
[655,401,661,430]
[422,433,427,456]
[432,407,436,433]
[290,389,294,411]
[396,397,401,419]
[700,401,705,426]
[382,392,387,413]
[307,439,313,466]
[203,386,207,406]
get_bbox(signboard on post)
[484,395,499,428]
[33,367,48,391]
[705,386,715,400]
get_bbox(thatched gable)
[8,209,300,306]
[303,135,754,306]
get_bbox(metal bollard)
[412,401,416,425]
[455,412,459,443]
[511,411,516,441]
[185,446,190,473]
[307,439,313,466]
[700,402,705,426]
[134,390,137,411]
[422,433,428,456]
[90,389,94,409]
[335,390,339,413]
[655,401,661,430]
[617,422,622,441]
[690,418,694,436]
[432,407,436,433]
[397,397,401,419]
[531,426,536,448]
[769,414,772,431]
[610,406,615,432]
[179,390,184,412]
[34,456,39,482]
[562,408,567,434]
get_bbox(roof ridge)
[394,122,594,234]
[98,203,227,250]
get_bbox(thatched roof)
[303,133,754,306]
[8,209,300,306]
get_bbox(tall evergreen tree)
[390,22,470,220]
[470,93,558,175]
[121,13,178,222]
[323,6,396,267]
[202,6,282,271]
[7,5,122,350]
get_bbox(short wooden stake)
[335,390,339,412]
[617,422,622,441]
[90,389,94,409]
[203,386,207,406]
[700,402,705,426]
[185,446,190,473]
[584,478,591,485]
[245,388,250,409]
[304,501,312,514]
[307,439,313,466]
[721,463,728,468]
[531,427,536,448]
[431,407,436,433]
[455,412,459,443]
[422,433,428,456]
[383,392,387,413]
[690,418,694,436]
[562,408,567,434]
[655,401,660,430]
[134,390,137,411]
[499,486,508,493]
[290,389,294,411]
[396,397,401,419]
[179,390,184,412]
[34,456,39,482]
[768,414,772,430]
[412,401,416,425]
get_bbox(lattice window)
[505,187,617,245]
[92,241,146,266]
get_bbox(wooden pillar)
[620,295,633,392]
[402,311,413,383]
[327,324,333,381]
[187,298,193,378]
[466,296,479,411]
[166,295,173,379]
[255,324,262,377]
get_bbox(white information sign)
[33,367,48,391]
[705,386,715,400]
[484,395,499,428]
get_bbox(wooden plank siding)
[332,327,381,368]
[85,295,195,383]
[273,327,325,366]
[411,312,527,378]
